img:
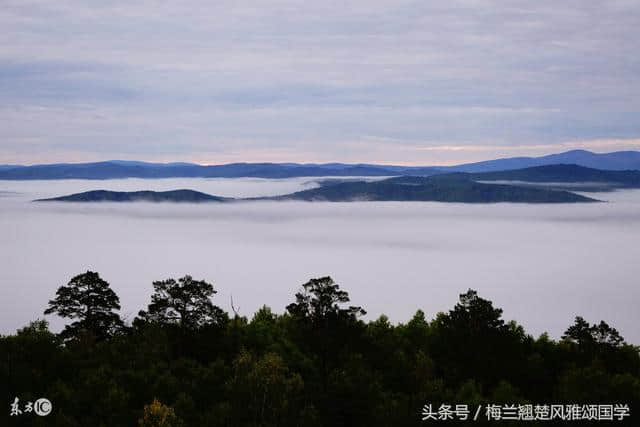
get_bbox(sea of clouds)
[1,178,639,342]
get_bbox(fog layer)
[1,178,639,343]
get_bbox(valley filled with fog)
[1,177,639,342]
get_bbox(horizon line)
[3,148,640,168]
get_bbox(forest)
[1,271,638,426]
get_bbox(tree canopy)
[286,276,366,323]
[563,316,626,347]
[43,271,123,341]
[136,275,227,329]
[3,272,636,426]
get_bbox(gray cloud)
[1,0,639,163]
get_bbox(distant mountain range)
[3,150,640,180]
[444,149,640,172]
[1,161,407,180]
[39,165,613,204]
[0,165,24,171]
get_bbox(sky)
[1,0,640,165]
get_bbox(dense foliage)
[2,271,638,426]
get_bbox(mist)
[1,178,639,343]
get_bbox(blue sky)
[1,0,639,165]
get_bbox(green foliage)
[139,399,184,427]
[285,276,367,416]
[224,351,306,426]
[2,274,638,426]
[286,276,366,323]
[563,316,625,347]
[429,289,529,388]
[136,275,227,329]
[43,271,123,341]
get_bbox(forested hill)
[1,272,638,426]
[36,189,229,203]
[35,177,599,204]
[32,164,640,204]
[274,175,598,203]
[467,164,640,188]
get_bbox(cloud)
[412,139,640,153]
[1,0,639,163]
[2,178,640,342]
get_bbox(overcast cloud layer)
[1,0,640,164]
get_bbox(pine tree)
[44,271,123,340]
[136,275,227,329]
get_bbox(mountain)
[0,161,201,179]
[467,164,640,190]
[0,165,24,171]
[270,175,598,203]
[3,150,639,180]
[0,161,414,180]
[36,173,599,204]
[447,150,640,172]
[36,189,229,203]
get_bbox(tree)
[286,276,366,423]
[592,320,625,346]
[225,351,305,427]
[286,276,366,324]
[136,275,226,329]
[139,399,184,427]
[44,271,123,340]
[444,289,506,333]
[562,316,592,345]
[431,289,522,387]
[563,316,625,347]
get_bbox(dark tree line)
[1,271,639,426]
